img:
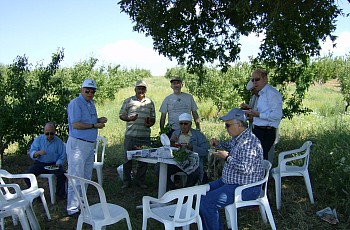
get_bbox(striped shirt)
[221,128,264,185]
[119,96,156,137]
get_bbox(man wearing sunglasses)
[66,79,108,216]
[241,69,283,161]
[165,113,208,189]
[25,122,67,200]
[200,108,264,230]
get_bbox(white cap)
[82,79,97,89]
[179,113,192,122]
[246,80,254,91]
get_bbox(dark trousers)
[253,127,276,160]
[167,165,199,190]
[24,161,66,197]
[123,135,150,183]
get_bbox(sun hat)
[220,108,247,122]
[135,80,147,87]
[170,76,182,83]
[246,80,254,91]
[178,113,192,122]
[82,79,97,89]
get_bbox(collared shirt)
[29,135,66,166]
[67,94,98,142]
[221,128,264,185]
[178,130,192,146]
[119,95,156,137]
[172,128,209,158]
[159,92,198,130]
[254,84,283,128]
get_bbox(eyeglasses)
[85,90,96,94]
[251,78,261,82]
[179,122,190,126]
[225,123,233,128]
[45,132,55,136]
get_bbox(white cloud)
[97,40,177,76]
[320,31,350,57]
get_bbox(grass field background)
[2,78,350,229]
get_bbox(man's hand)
[98,117,108,123]
[128,114,139,121]
[240,103,252,110]
[214,150,229,160]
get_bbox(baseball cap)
[170,76,182,83]
[220,108,247,122]
[82,79,97,89]
[135,80,147,87]
[178,113,192,122]
[246,80,254,91]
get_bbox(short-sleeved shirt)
[67,94,98,142]
[119,96,156,137]
[29,135,66,166]
[159,92,198,130]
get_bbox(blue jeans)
[199,178,261,230]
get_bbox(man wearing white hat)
[66,79,108,215]
[165,113,208,189]
[119,80,156,189]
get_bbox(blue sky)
[0,0,349,76]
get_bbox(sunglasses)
[225,123,235,128]
[45,132,55,136]
[179,122,190,125]
[251,78,261,82]
[85,90,96,94]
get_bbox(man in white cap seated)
[166,113,208,189]
[199,108,263,230]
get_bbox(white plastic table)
[135,157,177,198]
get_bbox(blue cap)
[220,108,247,122]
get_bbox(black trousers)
[252,127,276,160]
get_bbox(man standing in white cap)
[200,108,263,230]
[119,80,156,189]
[66,79,108,216]
[159,76,200,137]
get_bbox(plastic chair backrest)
[65,174,111,222]
[0,170,39,198]
[278,141,312,172]
[94,136,106,164]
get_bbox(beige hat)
[135,80,147,87]
[179,113,192,122]
[82,79,97,89]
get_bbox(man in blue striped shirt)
[200,108,264,230]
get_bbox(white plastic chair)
[93,136,107,186]
[142,184,209,230]
[65,173,132,230]
[224,160,276,230]
[0,169,51,220]
[0,184,41,230]
[38,174,56,204]
[271,141,314,210]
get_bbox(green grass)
[3,79,350,229]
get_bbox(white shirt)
[253,84,283,128]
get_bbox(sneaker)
[121,181,130,189]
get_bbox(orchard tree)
[119,0,346,116]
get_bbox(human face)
[179,121,191,134]
[224,120,243,137]
[81,87,96,102]
[171,80,182,94]
[44,124,56,141]
[135,86,147,100]
[251,70,268,92]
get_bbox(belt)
[254,126,276,130]
[75,137,95,143]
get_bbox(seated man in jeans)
[166,113,208,190]
[25,122,67,199]
[200,108,264,230]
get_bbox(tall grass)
[3,79,349,229]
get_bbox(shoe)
[121,181,130,189]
